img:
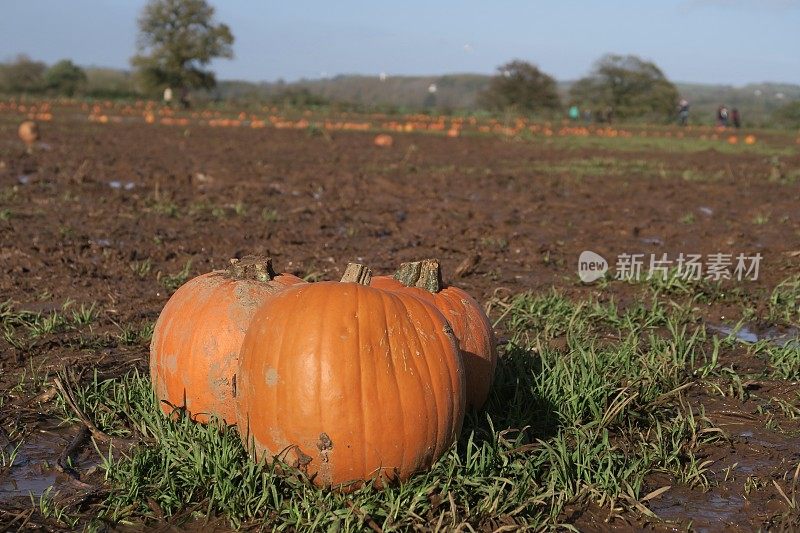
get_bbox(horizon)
[1,1,799,87]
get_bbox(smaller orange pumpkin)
[150,256,303,424]
[372,259,497,410]
[373,133,394,147]
[18,121,39,152]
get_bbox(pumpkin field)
[1,101,800,531]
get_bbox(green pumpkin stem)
[226,256,278,282]
[393,259,442,293]
[341,263,372,285]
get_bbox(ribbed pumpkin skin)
[371,276,497,410]
[236,282,465,490]
[150,270,303,424]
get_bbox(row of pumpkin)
[149,257,497,490]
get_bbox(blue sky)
[1,0,799,85]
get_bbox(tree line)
[2,0,798,127]
[0,51,682,122]
[0,56,88,96]
[479,55,680,121]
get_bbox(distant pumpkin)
[18,121,39,150]
[150,257,303,424]
[373,133,394,147]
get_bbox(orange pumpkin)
[373,133,394,147]
[372,259,496,410]
[18,120,39,150]
[236,263,465,490]
[150,256,303,424]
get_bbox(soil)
[1,104,799,530]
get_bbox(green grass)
[301,270,324,282]
[1,299,98,348]
[55,290,733,529]
[525,157,655,179]
[768,156,800,185]
[233,201,247,217]
[479,236,508,252]
[69,302,98,326]
[643,268,711,298]
[681,169,724,182]
[769,275,800,323]
[114,320,155,346]
[187,202,248,219]
[0,434,22,468]
[31,487,79,528]
[549,134,797,157]
[151,199,180,218]
[261,207,281,222]
[761,394,800,421]
[756,342,800,381]
[129,258,153,278]
[159,260,194,293]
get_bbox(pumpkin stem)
[227,256,278,282]
[393,259,442,293]
[341,263,372,285]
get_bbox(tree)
[479,60,561,114]
[772,100,800,129]
[0,55,46,93]
[270,87,329,107]
[569,54,678,120]
[131,0,234,94]
[45,60,87,96]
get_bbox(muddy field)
[1,107,799,530]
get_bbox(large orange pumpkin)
[150,256,303,424]
[236,263,465,490]
[371,259,496,410]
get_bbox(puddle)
[706,323,759,343]
[0,426,70,501]
[0,423,98,503]
[639,237,663,246]
[649,491,748,532]
[706,322,800,347]
[108,180,136,190]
